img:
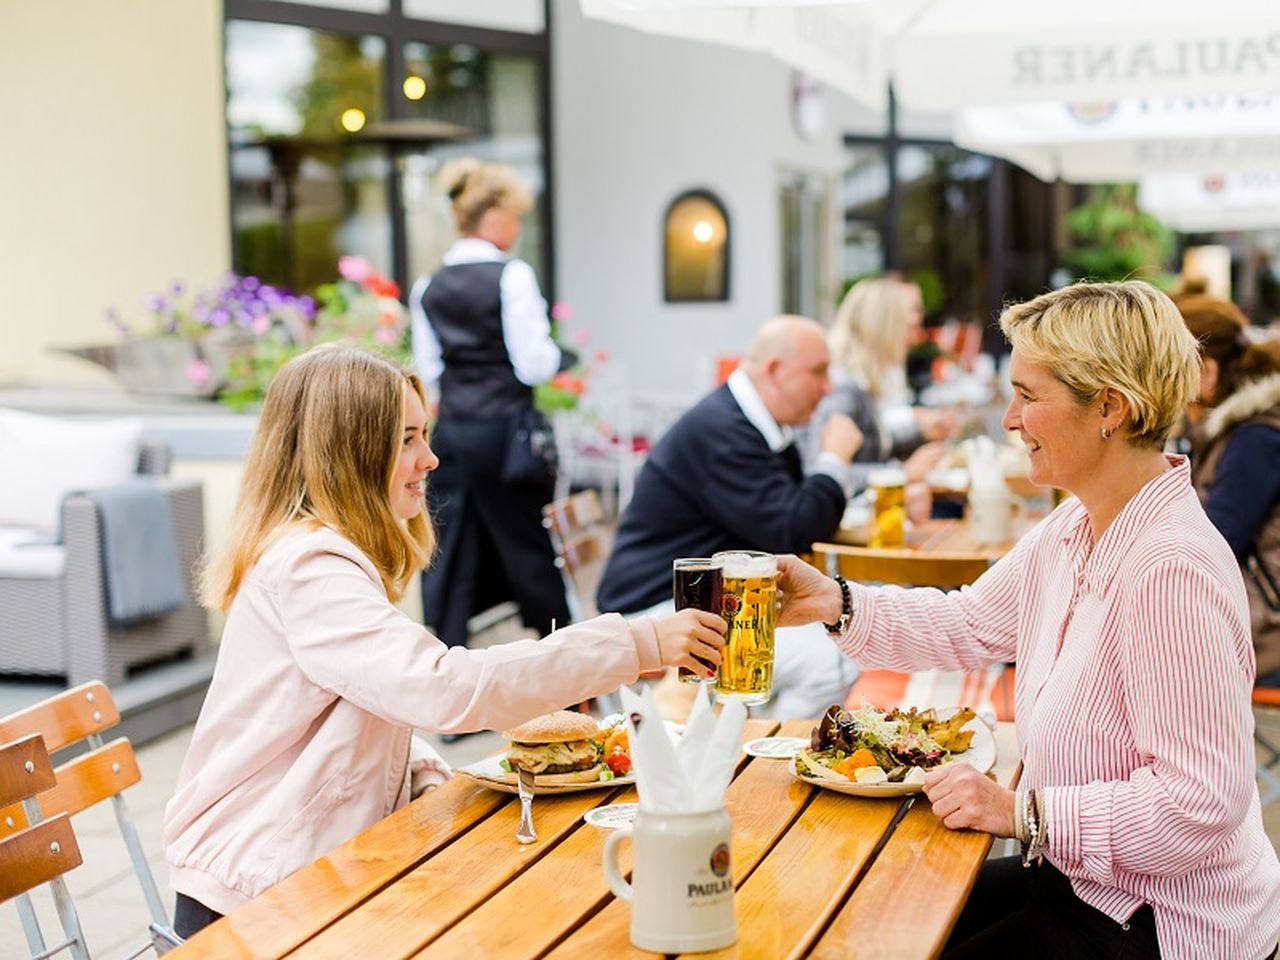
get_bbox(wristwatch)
[823,574,852,635]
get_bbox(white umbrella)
[1138,171,1280,232]
[580,0,1280,113]
[953,94,1280,182]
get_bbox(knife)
[515,766,537,844]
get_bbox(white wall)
[0,0,229,386]
[552,0,886,406]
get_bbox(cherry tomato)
[605,752,631,776]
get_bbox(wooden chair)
[0,682,181,957]
[542,488,611,622]
[807,543,1014,721]
[0,733,89,960]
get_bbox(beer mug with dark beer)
[673,557,724,682]
[710,551,777,705]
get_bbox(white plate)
[788,711,996,798]
[583,802,639,830]
[743,736,809,759]
[454,755,634,795]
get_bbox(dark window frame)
[662,188,732,303]
[223,0,554,300]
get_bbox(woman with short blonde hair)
[165,344,726,939]
[780,281,1280,958]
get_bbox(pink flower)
[571,327,591,346]
[185,359,210,385]
[338,255,371,283]
[375,327,398,346]
[250,314,271,335]
[593,349,609,364]
[550,302,574,322]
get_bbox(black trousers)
[174,892,222,940]
[943,857,1160,960]
[421,416,569,648]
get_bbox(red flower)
[361,273,400,298]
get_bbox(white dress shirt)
[409,238,561,388]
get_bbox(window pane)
[271,0,390,12]
[664,193,729,302]
[403,0,544,34]
[897,144,990,324]
[400,43,547,283]
[842,144,887,291]
[226,20,390,292]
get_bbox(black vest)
[422,260,532,419]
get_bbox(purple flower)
[144,293,168,312]
[298,296,316,318]
[170,281,185,296]
[241,276,261,292]
[250,314,271,335]
[210,308,230,328]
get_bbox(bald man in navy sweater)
[598,316,863,718]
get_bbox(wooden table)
[171,718,1020,960]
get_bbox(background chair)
[0,733,89,960]
[0,681,181,957]
[0,443,207,686]
[542,488,612,623]
[1252,686,1280,807]
[807,542,1012,721]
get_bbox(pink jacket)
[163,526,661,915]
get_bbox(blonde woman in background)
[409,158,572,655]
[163,345,726,939]
[804,276,957,518]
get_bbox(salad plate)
[789,705,995,798]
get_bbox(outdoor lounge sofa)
[0,442,207,686]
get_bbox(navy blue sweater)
[597,385,845,614]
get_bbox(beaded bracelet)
[823,575,853,635]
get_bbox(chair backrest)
[543,489,611,621]
[0,734,81,903]
[0,682,179,954]
[0,733,90,960]
[809,542,991,589]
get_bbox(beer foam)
[867,465,907,487]
[716,552,776,579]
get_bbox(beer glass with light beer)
[710,551,777,705]
[672,557,723,682]
[867,465,907,548]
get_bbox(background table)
[171,718,1019,959]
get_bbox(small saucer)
[743,736,809,759]
[583,802,638,830]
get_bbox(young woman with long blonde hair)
[163,345,725,938]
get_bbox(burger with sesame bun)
[501,710,605,785]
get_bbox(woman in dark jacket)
[1179,295,1280,683]
[409,158,571,648]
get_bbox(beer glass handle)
[602,827,634,902]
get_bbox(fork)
[515,766,537,844]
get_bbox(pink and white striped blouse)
[838,456,1280,959]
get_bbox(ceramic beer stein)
[602,806,737,953]
[968,489,1013,545]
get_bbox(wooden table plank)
[811,722,1022,960]
[411,719,779,960]
[675,787,907,960]
[287,785,630,959]
[546,719,816,960]
[168,777,509,959]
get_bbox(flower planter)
[55,335,250,399]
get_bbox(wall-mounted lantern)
[663,189,729,302]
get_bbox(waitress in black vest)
[409,157,572,649]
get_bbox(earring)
[1101,427,1113,440]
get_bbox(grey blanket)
[81,480,185,624]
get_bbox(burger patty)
[507,738,598,774]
